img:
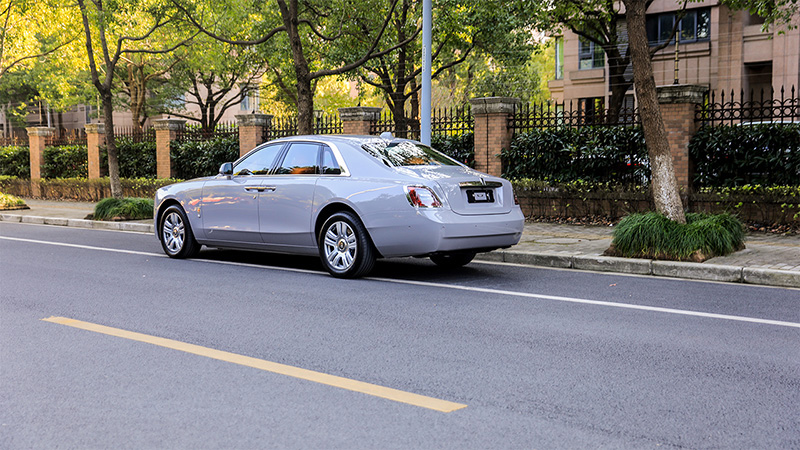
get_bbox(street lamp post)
[421,0,432,145]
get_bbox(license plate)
[467,189,494,203]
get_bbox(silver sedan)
[154,135,524,278]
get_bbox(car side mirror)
[219,162,233,177]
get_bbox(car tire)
[430,251,476,268]
[159,204,200,259]
[318,211,375,278]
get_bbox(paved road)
[1,222,799,449]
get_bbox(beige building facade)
[549,0,800,108]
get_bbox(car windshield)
[361,140,460,167]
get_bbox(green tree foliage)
[75,0,195,198]
[338,0,539,134]
[174,0,411,134]
[164,38,267,131]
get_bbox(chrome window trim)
[459,181,503,188]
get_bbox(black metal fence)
[370,106,473,139]
[48,129,87,147]
[510,101,640,134]
[114,126,156,143]
[696,86,800,127]
[263,112,343,141]
[176,121,238,142]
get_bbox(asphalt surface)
[1,222,799,448]
[2,199,799,288]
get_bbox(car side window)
[234,143,283,176]
[275,142,320,175]
[321,145,341,175]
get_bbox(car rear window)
[361,140,460,167]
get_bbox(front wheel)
[318,211,375,278]
[430,251,476,268]
[159,205,200,258]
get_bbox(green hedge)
[0,176,178,201]
[503,126,648,184]
[511,179,800,224]
[43,145,88,178]
[101,137,158,179]
[690,123,800,187]
[171,136,240,180]
[432,132,474,168]
[0,146,30,177]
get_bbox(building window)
[555,37,564,79]
[579,37,604,70]
[647,8,710,45]
[579,97,605,124]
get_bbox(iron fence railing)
[510,101,640,134]
[696,86,800,127]
[48,129,87,147]
[176,121,238,142]
[370,106,473,139]
[114,126,156,143]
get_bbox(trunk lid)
[396,166,514,215]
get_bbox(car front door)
[201,143,284,243]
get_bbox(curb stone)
[573,255,652,275]
[1,214,154,234]
[743,268,800,288]
[652,260,743,283]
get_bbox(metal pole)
[421,0,432,145]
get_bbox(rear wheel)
[430,251,476,268]
[319,211,375,278]
[159,205,200,258]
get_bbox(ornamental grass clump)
[94,197,154,221]
[607,212,745,261]
[0,191,26,209]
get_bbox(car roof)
[272,134,419,146]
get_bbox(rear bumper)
[363,207,524,258]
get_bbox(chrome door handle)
[263,186,277,192]
[244,186,267,192]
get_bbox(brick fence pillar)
[236,113,272,158]
[338,107,382,135]
[26,127,55,197]
[85,123,105,179]
[656,84,706,191]
[469,97,519,177]
[153,119,185,179]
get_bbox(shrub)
[172,136,239,180]
[690,123,800,187]
[432,132,474,167]
[503,126,648,184]
[94,197,154,220]
[43,145,88,178]
[0,146,30,177]
[101,137,158,178]
[610,212,745,260]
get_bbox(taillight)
[405,186,442,208]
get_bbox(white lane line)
[368,276,800,329]
[0,236,161,257]
[5,235,800,329]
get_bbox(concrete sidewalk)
[2,198,799,288]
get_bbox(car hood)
[394,165,515,215]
